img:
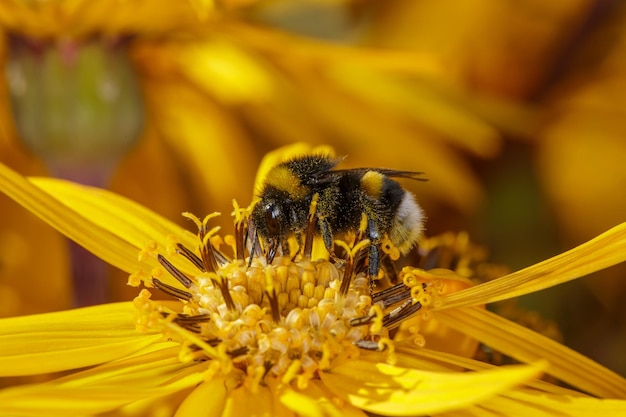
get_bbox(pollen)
[131,208,448,390]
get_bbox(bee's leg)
[280,240,290,258]
[369,244,380,277]
[318,217,335,258]
[366,218,381,290]
[302,192,320,259]
[292,232,304,261]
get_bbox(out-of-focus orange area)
[1,0,625,376]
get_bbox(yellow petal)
[221,384,276,417]
[439,222,626,309]
[320,359,544,416]
[495,388,626,417]
[29,176,196,253]
[0,367,202,417]
[435,307,626,399]
[174,377,227,417]
[0,162,140,273]
[279,380,367,417]
[0,302,161,376]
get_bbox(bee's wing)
[328,168,428,182]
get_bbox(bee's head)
[251,196,287,264]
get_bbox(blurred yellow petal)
[110,127,194,223]
[495,389,626,417]
[177,39,275,104]
[226,22,445,75]
[367,0,591,97]
[0,0,206,39]
[331,68,501,158]
[538,111,626,243]
[320,359,545,416]
[136,79,258,215]
[0,302,162,376]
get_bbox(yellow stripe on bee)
[265,166,308,198]
[360,170,385,198]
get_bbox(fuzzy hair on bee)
[250,154,426,278]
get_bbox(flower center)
[131,211,446,390]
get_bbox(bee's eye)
[265,204,281,235]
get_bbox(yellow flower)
[1,149,626,416]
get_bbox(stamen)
[231,200,248,261]
[157,254,192,288]
[335,239,370,296]
[209,272,236,310]
[165,313,211,333]
[176,243,206,272]
[199,234,221,273]
[172,313,211,324]
[266,289,280,323]
[383,301,423,329]
[355,339,383,351]
[152,278,192,301]
[350,313,376,327]
[371,282,412,307]
[228,346,249,358]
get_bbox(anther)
[266,289,281,322]
[200,239,221,273]
[382,301,423,329]
[234,220,246,261]
[350,313,376,327]
[157,254,192,288]
[152,278,192,301]
[340,254,355,296]
[355,339,385,351]
[176,243,206,272]
[212,274,236,310]
[371,282,412,307]
[228,346,250,358]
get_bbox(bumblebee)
[250,154,426,277]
